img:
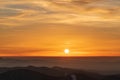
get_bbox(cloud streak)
[0,0,119,25]
[0,47,57,54]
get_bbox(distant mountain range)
[0,66,120,80]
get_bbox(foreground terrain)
[0,66,120,80]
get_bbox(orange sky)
[0,0,120,56]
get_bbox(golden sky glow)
[0,0,120,56]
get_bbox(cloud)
[0,0,119,27]
[0,47,55,54]
[0,8,22,18]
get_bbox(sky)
[0,0,120,56]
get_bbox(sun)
[64,49,70,55]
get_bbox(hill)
[0,67,120,80]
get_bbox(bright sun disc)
[64,49,70,54]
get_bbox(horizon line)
[0,56,120,58]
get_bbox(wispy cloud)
[0,0,119,26]
[0,47,56,54]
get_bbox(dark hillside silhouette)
[0,67,120,80]
[0,69,64,80]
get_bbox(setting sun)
[64,49,70,55]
